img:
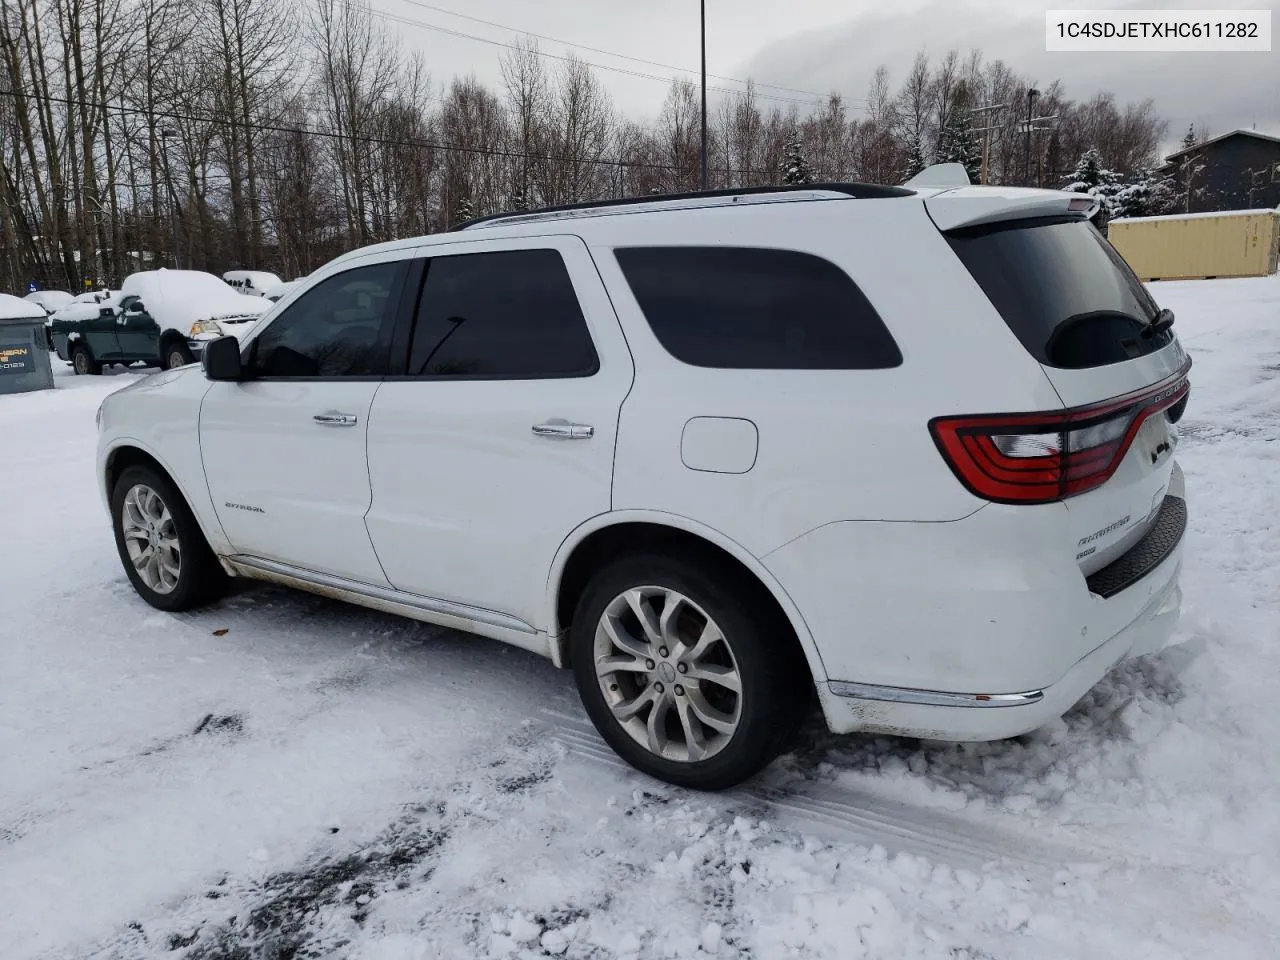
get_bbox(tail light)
[930,367,1190,505]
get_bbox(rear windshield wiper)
[1141,307,1175,339]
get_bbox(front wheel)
[570,553,807,791]
[111,465,226,611]
[71,344,101,376]
[164,342,194,370]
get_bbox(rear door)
[364,236,633,629]
[943,214,1189,573]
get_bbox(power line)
[361,1,828,107]
[1,87,664,171]
[0,85,764,177]
[387,0,834,101]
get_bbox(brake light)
[930,370,1190,505]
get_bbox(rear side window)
[613,246,902,369]
[407,249,598,378]
[945,217,1173,369]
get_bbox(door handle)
[313,412,358,426]
[532,419,594,440]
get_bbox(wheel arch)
[103,439,227,556]
[157,328,190,360]
[544,511,828,686]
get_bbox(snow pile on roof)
[0,292,49,320]
[1112,208,1280,224]
[50,292,125,325]
[262,279,303,301]
[21,290,74,313]
[121,269,270,331]
[223,270,283,295]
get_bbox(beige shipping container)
[1107,209,1280,281]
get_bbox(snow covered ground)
[2,276,1278,960]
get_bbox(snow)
[223,270,284,296]
[23,290,74,313]
[1113,208,1280,224]
[120,269,270,334]
[0,292,47,320]
[2,276,1280,958]
[49,292,125,325]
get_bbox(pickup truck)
[51,269,269,373]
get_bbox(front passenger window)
[249,262,404,378]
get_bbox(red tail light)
[929,368,1190,505]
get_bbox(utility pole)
[156,127,182,269]
[700,0,708,191]
[1023,88,1038,186]
[969,102,1007,185]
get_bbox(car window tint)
[250,262,403,378]
[613,246,902,369]
[407,249,598,378]
[945,217,1171,369]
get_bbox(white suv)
[95,175,1191,790]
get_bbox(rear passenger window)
[407,249,599,378]
[614,246,902,369]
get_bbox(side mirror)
[203,335,244,381]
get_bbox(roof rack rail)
[455,182,915,230]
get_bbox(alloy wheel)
[593,586,743,763]
[120,483,182,594]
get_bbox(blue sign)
[27,281,39,293]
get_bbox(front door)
[364,237,634,628]
[199,254,413,586]
[80,306,122,362]
[114,296,161,360]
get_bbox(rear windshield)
[945,217,1174,369]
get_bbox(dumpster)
[0,293,56,395]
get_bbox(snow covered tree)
[935,105,981,184]
[780,130,813,185]
[903,131,927,181]
[1111,167,1177,219]
[1180,124,1198,153]
[1064,147,1122,220]
[508,185,530,213]
[453,193,474,226]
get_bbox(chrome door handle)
[532,419,594,440]
[313,412,358,426]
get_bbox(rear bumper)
[764,464,1187,741]
[819,557,1182,739]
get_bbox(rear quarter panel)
[593,198,1064,556]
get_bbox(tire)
[164,341,194,370]
[71,344,101,376]
[110,464,226,612]
[570,552,808,791]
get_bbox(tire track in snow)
[540,708,1105,874]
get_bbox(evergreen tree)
[1063,147,1123,220]
[509,185,529,212]
[1112,167,1177,219]
[903,131,927,180]
[781,130,813,185]
[935,102,981,183]
[453,193,474,226]
[1180,124,1198,152]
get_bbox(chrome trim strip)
[827,680,1044,708]
[229,555,537,635]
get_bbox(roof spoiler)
[925,188,1100,232]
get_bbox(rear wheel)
[570,553,807,790]
[111,464,226,611]
[164,341,194,370]
[71,344,101,376]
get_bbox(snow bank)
[0,292,48,320]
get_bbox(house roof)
[1165,128,1280,162]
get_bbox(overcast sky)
[383,0,1280,155]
